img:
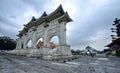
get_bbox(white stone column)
[18,39,21,49]
[60,22,67,45]
[44,28,48,46]
[16,39,19,49]
[23,36,27,49]
[32,32,36,48]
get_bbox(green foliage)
[71,49,81,55]
[115,50,120,57]
[0,36,16,50]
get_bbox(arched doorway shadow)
[21,44,23,49]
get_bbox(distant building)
[84,46,97,54]
[105,18,120,56]
[106,38,120,55]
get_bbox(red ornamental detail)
[110,46,120,51]
[37,41,44,48]
[50,42,56,49]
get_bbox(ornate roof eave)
[23,20,37,31]
[18,27,28,36]
[35,5,65,26]
[40,11,47,18]
[16,34,21,37]
[24,16,37,28]
[17,32,23,37]
[46,11,62,21]
[48,4,65,17]
[46,4,65,21]
[106,38,120,47]
[35,11,48,26]
[27,22,35,28]
[35,17,46,26]
[58,12,73,23]
[19,31,24,35]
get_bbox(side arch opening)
[36,38,44,48]
[21,43,23,48]
[26,40,32,48]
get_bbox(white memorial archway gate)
[14,5,72,59]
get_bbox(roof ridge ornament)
[41,11,47,17]
[31,16,36,21]
[56,4,65,14]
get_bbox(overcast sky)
[0,0,120,51]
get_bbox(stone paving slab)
[0,52,120,73]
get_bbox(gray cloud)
[66,0,120,50]
[0,0,120,50]
[21,0,45,11]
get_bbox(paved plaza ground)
[0,52,120,73]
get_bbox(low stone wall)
[49,55,81,63]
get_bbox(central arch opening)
[49,36,59,49]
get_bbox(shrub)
[115,50,120,57]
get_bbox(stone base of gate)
[8,49,31,56]
[8,45,72,59]
[56,45,71,56]
[42,45,72,59]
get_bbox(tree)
[115,50,120,57]
[0,36,16,50]
[110,18,120,57]
[111,18,120,38]
[71,49,81,55]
